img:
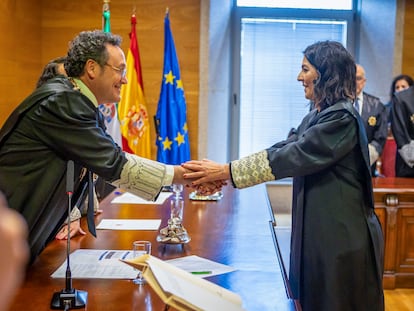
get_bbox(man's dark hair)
[64,30,122,78]
[303,40,356,111]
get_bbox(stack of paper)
[121,254,246,311]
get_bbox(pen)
[190,271,212,275]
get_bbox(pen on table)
[190,271,212,275]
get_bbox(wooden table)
[10,185,298,311]
[373,177,414,289]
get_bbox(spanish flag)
[118,14,151,158]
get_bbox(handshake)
[174,159,230,195]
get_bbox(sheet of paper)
[111,191,172,204]
[166,255,236,278]
[96,219,161,230]
[51,249,137,279]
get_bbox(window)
[231,6,355,159]
[236,0,353,10]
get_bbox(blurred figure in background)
[0,191,29,311]
[35,56,67,88]
[385,74,414,126]
[391,86,414,177]
[381,74,413,177]
[385,74,413,123]
[355,64,388,176]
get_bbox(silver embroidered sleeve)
[111,153,169,201]
[398,140,414,168]
[64,207,82,224]
[231,150,275,189]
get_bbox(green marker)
[190,271,212,275]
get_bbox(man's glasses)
[105,63,127,78]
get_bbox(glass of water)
[132,240,151,285]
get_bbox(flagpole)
[98,0,124,149]
[102,0,110,32]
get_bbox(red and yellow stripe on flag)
[118,14,151,158]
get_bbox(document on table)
[51,250,237,280]
[51,249,137,279]
[111,191,172,204]
[166,255,236,278]
[139,255,246,311]
[96,219,161,230]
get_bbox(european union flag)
[155,12,190,164]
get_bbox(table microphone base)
[51,289,88,309]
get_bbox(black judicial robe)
[266,100,384,311]
[0,77,127,263]
[391,86,414,177]
[360,92,388,175]
[360,92,388,156]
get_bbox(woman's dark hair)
[35,56,66,88]
[389,74,413,98]
[303,41,356,111]
[64,30,122,77]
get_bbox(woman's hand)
[55,219,87,240]
[182,159,230,185]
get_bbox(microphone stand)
[51,160,88,310]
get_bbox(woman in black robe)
[391,86,414,177]
[183,41,384,311]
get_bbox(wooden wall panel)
[0,1,41,125]
[402,1,414,77]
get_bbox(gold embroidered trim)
[231,150,275,189]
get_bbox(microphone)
[66,160,74,194]
[51,160,88,310]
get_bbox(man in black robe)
[391,86,414,177]
[0,30,190,264]
[355,64,388,176]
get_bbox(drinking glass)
[170,197,184,220]
[132,240,151,285]
[172,183,183,200]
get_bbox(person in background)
[35,56,67,88]
[36,56,103,240]
[355,64,388,176]
[183,41,384,311]
[0,30,202,264]
[380,74,414,177]
[391,85,414,177]
[0,191,29,311]
[385,74,413,123]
